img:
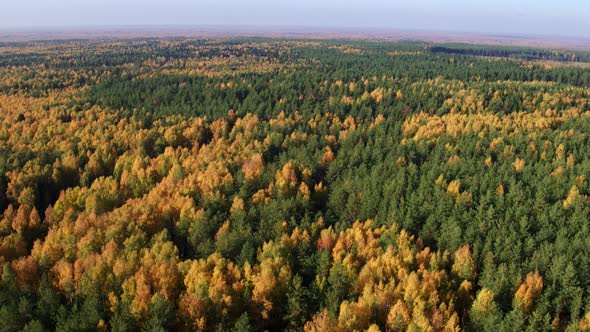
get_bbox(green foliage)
[232,312,252,332]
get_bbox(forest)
[1,37,590,331]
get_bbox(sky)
[2,0,589,38]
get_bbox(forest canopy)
[1,38,590,331]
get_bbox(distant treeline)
[430,43,590,63]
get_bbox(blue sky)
[2,0,589,38]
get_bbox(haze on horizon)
[2,0,589,39]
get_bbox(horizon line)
[1,25,589,50]
[1,24,589,39]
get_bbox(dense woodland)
[1,38,590,331]
[430,44,590,63]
